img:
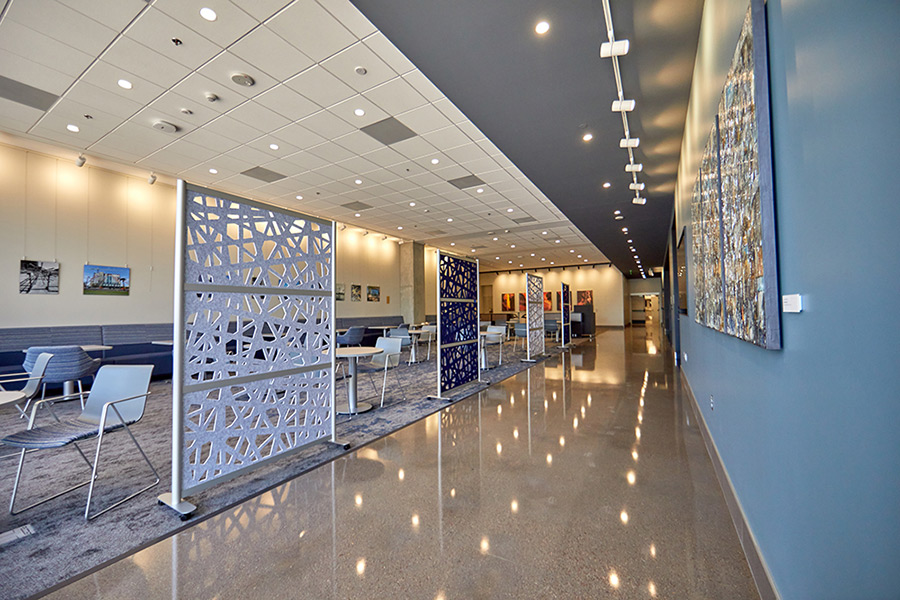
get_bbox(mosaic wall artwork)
[690,0,779,349]
[437,253,479,394]
[561,283,572,345]
[179,185,333,493]
[526,273,545,359]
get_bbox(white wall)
[334,227,401,318]
[424,246,437,316]
[480,265,625,326]
[628,278,661,295]
[0,143,175,327]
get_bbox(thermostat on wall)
[782,294,802,313]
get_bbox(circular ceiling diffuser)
[231,73,255,87]
[152,120,179,133]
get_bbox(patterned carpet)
[0,337,580,599]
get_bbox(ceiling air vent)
[447,175,485,189]
[360,117,417,145]
[341,201,372,211]
[512,216,536,224]
[240,166,286,183]
[428,230,446,236]
[0,75,58,110]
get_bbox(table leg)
[336,355,374,415]
[63,380,76,397]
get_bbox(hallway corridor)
[46,326,759,599]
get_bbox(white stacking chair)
[0,352,53,417]
[483,325,506,368]
[357,337,408,407]
[420,325,437,360]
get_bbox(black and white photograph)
[19,260,59,294]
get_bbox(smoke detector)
[152,120,179,134]
[231,73,255,87]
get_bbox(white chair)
[0,352,53,417]
[420,325,437,360]
[513,323,529,351]
[2,364,159,521]
[356,337,407,407]
[483,325,506,368]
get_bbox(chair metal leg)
[9,446,93,516]
[380,364,388,407]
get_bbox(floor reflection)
[46,328,758,600]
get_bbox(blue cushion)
[23,346,100,385]
[1,417,127,449]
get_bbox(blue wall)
[678,1,900,598]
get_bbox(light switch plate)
[782,294,802,313]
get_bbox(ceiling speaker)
[152,120,178,134]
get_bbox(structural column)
[400,241,425,324]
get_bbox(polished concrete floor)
[44,326,758,599]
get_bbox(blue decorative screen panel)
[178,184,334,494]
[437,252,479,395]
[561,283,572,345]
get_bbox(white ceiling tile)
[254,137,302,159]
[171,72,243,112]
[30,115,104,145]
[285,65,355,108]
[421,126,473,151]
[334,155,379,176]
[331,131,384,155]
[137,151,203,173]
[131,106,196,136]
[180,127,241,153]
[460,156,501,175]
[57,0,146,31]
[457,120,487,142]
[226,101,291,132]
[229,0,292,23]
[318,0,377,40]
[401,70,443,103]
[0,47,74,95]
[7,0,118,56]
[65,81,145,119]
[0,20,94,80]
[201,115,263,144]
[270,124,327,150]
[391,136,437,161]
[279,150,329,172]
[126,8,222,69]
[198,52,279,99]
[432,164,470,180]
[92,121,174,157]
[225,144,274,166]
[199,153,256,175]
[83,142,144,164]
[361,147,405,168]
[315,163,354,181]
[266,0,356,63]
[158,139,221,163]
[364,77,427,116]
[382,179,417,193]
[443,143,489,164]
[103,37,191,90]
[228,26,314,81]
[254,85,320,121]
[298,110,355,139]
[258,158,304,177]
[293,171,331,187]
[432,98,469,125]
[328,95,389,127]
[407,172,444,187]
[396,103,453,136]
[154,0,258,49]
[363,32,415,75]
[148,91,222,127]
[320,41,395,94]
[46,99,122,136]
[83,60,165,106]
[306,141,355,163]
[319,180,355,195]
[386,160,427,178]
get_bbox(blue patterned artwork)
[437,252,479,395]
[561,283,572,345]
[176,183,334,496]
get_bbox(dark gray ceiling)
[351,0,703,277]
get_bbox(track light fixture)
[148,172,157,185]
[600,39,630,58]
[625,163,643,172]
[619,137,640,148]
[629,182,644,191]
[75,154,86,167]
[611,99,635,112]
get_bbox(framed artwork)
[19,260,59,294]
[556,291,561,309]
[518,292,526,312]
[543,291,552,310]
[335,282,346,301]
[576,290,593,306]
[350,284,362,302]
[690,0,780,349]
[367,285,380,302]
[83,264,130,296]
[501,293,515,311]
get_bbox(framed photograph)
[350,284,362,302]
[367,285,380,302]
[543,291,552,310]
[335,282,346,301]
[501,293,515,312]
[518,292,526,312]
[19,260,59,294]
[83,264,130,296]
[576,290,593,306]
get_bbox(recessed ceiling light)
[582,133,593,142]
[614,210,621,215]
[535,21,550,35]
[550,261,555,265]
[577,254,582,258]
[354,212,361,217]
[584,259,588,262]
[615,215,624,220]
[208,168,217,174]
[354,108,366,117]
[622,227,629,233]
[117,79,132,90]
[397,226,403,230]
[472,249,477,253]
[519,264,524,267]
[569,249,575,253]
[508,260,513,264]
[506,208,514,213]
[492,237,498,241]
[451,242,456,246]
[296,195,303,200]
[269,143,279,150]
[530,253,535,257]
[510,244,516,248]
[555,239,561,243]
[476,188,484,193]
[431,158,439,165]
[66,124,79,133]
[627,239,633,243]
[541,231,548,235]
[409,201,416,207]
[354,179,362,185]
[447,218,453,222]
[199,7,217,21]
[602,182,611,189]
[541,257,546,261]
[495,256,500,260]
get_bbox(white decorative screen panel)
[177,184,334,494]
[525,274,545,359]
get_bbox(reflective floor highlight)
[44,326,758,599]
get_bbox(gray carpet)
[0,338,580,600]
